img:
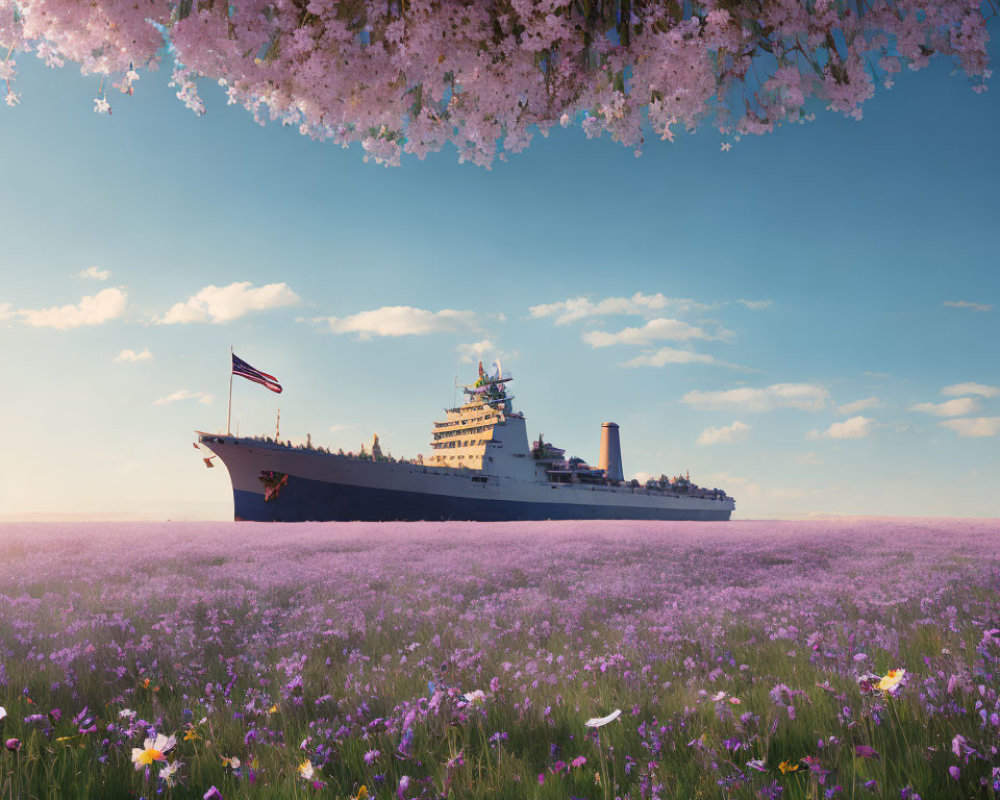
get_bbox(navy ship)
[196,362,734,521]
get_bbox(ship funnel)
[598,422,624,483]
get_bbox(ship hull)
[199,434,734,522]
[232,474,732,522]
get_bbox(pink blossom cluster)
[0,1,992,164]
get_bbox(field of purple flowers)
[1,519,1000,799]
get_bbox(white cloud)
[154,390,214,406]
[940,417,1000,437]
[737,299,772,310]
[683,383,830,412]
[79,266,110,281]
[0,302,13,322]
[457,339,498,364]
[160,281,299,324]
[622,347,718,367]
[329,424,354,432]
[114,348,152,363]
[795,452,823,465]
[941,382,1000,398]
[807,416,875,440]
[323,306,480,339]
[529,292,709,325]
[944,300,993,312]
[837,396,880,415]
[582,317,710,348]
[910,397,981,417]
[15,287,127,329]
[696,420,749,445]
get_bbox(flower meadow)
[1,518,1000,800]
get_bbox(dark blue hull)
[233,474,732,522]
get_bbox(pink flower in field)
[5,738,20,752]
[571,756,587,768]
[397,775,410,799]
[538,773,545,785]
[363,748,380,765]
[949,765,960,780]
[203,787,223,800]
[854,745,879,760]
[489,677,500,693]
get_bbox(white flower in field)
[131,733,176,770]
[119,708,135,719]
[0,706,6,722]
[462,690,486,705]
[709,691,727,702]
[221,755,241,769]
[584,709,621,728]
[297,759,316,780]
[159,760,182,787]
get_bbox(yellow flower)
[268,704,278,714]
[298,759,316,780]
[184,728,199,742]
[877,668,906,694]
[131,734,176,770]
[354,786,369,800]
[221,756,241,769]
[778,760,798,774]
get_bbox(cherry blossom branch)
[0,0,991,165]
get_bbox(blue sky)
[1,41,997,520]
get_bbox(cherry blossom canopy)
[0,1,992,166]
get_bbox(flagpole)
[227,346,234,435]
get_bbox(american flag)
[232,354,282,393]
